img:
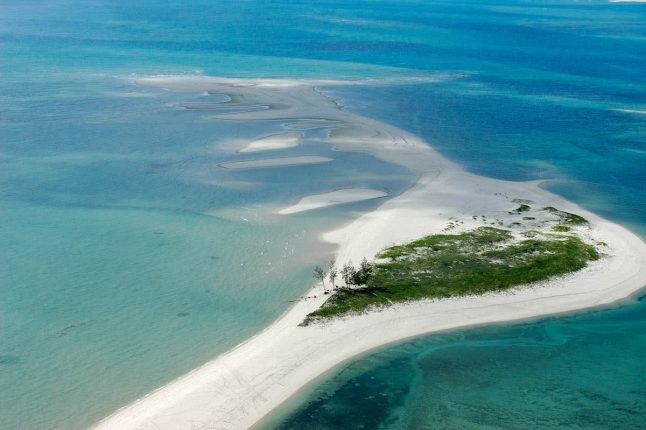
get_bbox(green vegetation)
[510,204,531,214]
[302,226,598,325]
[543,206,588,225]
[552,225,571,232]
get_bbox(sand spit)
[93,76,646,430]
[278,188,388,214]
[218,156,332,170]
[239,132,302,153]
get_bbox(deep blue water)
[1,0,645,428]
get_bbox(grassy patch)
[552,225,571,232]
[543,207,588,225]
[302,226,598,325]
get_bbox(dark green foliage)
[543,207,588,225]
[510,204,531,214]
[351,258,373,286]
[302,227,598,325]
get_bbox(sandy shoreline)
[93,76,646,430]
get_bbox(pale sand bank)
[94,76,646,430]
[278,188,388,214]
[218,156,332,169]
[612,108,646,115]
[239,132,302,153]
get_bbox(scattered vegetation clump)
[510,204,531,214]
[521,230,540,238]
[513,199,533,204]
[302,225,598,325]
[543,206,588,225]
[552,225,571,232]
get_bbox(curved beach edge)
[91,174,646,430]
[91,76,646,430]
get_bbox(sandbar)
[93,76,646,430]
[218,156,332,169]
[278,188,388,214]
[239,132,302,153]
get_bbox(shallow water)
[1,0,645,428]
[264,297,646,430]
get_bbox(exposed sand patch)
[278,188,388,214]
[239,132,302,153]
[218,156,332,170]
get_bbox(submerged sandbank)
[239,132,302,153]
[94,76,646,430]
[278,188,388,214]
[218,156,332,169]
[613,108,646,115]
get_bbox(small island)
[304,206,599,325]
[94,76,646,430]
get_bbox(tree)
[328,266,338,291]
[326,259,337,293]
[313,265,325,291]
[352,258,374,286]
[341,262,356,288]
[359,257,373,281]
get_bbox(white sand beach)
[239,132,302,153]
[278,188,388,214]
[93,76,646,430]
[218,156,332,169]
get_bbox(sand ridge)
[278,188,388,214]
[238,132,302,153]
[218,156,331,169]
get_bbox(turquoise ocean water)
[1,1,644,428]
